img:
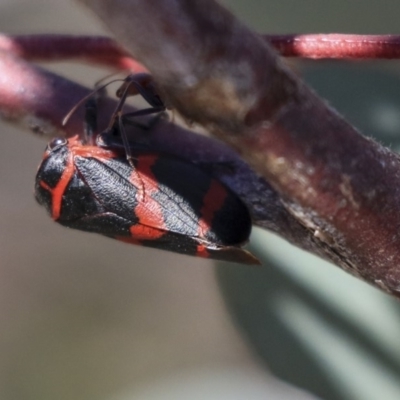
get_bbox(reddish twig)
[0,49,89,136]
[267,34,400,59]
[73,0,400,297]
[2,33,400,71]
[0,34,146,72]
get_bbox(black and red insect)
[34,74,258,264]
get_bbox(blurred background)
[1,1,400,399]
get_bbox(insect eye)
[46,137,67,152]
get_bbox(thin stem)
[2,33,400,68]
[0,34,147,71]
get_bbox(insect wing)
[35,140,258,264]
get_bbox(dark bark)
[74,0,400,296]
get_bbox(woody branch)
[1,2,400,296]
[76,0,400,297]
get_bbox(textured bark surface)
[74,0,400,297]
